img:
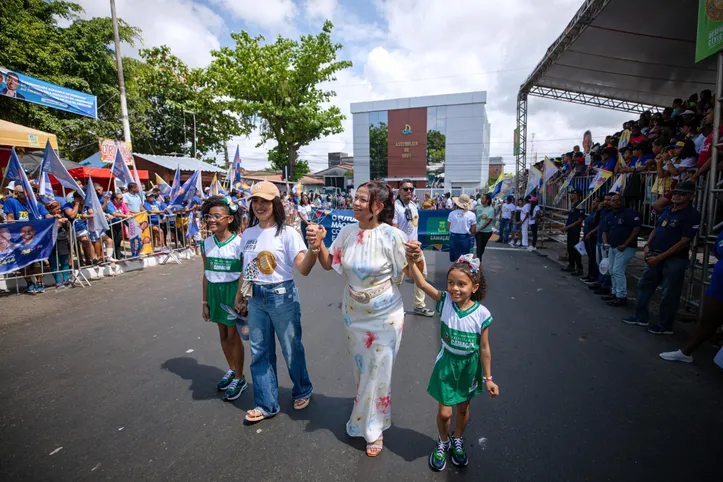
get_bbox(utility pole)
[184,110,197,158]
[110,0,131,144]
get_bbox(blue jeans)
[449,233,473,262]
[608,246,636,298]
[633,257,689,329]
[498,219,510,243]
[596,243,611,289]
[248,280,312,416]
[49,253,70,283]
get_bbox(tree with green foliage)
[427,129,446,165]
[369,122,388,180]
[267,146,311,181]
[208,20,352,178]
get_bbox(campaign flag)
[490,175,505,199]
[553,171,576,206]
[84,176,109,237]
[500,176,515,200]
[155,174,172,199]
[577,169,613,207]
[525,167,542,197]
[210,175,227,196]
[610,173,628,194]
[111,148,134,187]
[0,218,58,273]
[187,211,199,239]
[38,140,85,196]
[4,148,41,219]
[132,165,145,202]
[543,157,559,184]
[232,146,242,188]
[127,212,153,257]
[170,165,181,199]
[38,172,55,203]
[169,169,200,207]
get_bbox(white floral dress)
[330,223,408,443]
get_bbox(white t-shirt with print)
[501,202,515,219]
[521,204,531,223]
[241,224,307,284]
[447,209,476,234]
[393,199,419,241]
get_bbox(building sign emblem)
[402,124,412,135]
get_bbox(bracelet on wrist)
[483,376,493,382]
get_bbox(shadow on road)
[162,357,433,461]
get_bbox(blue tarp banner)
[0,218,58,274]
[317,210,452,251]
[1,67,97,119]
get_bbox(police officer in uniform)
[623,180,701,334]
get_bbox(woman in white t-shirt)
[447,194,477,262]
[528,197,542,251]
[235,181,320,424]
[298,194,312,246]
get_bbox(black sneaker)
[601,295,617,302]
[587,283,601,290]
[450,436,468,467]
[572,269,584,277]
[583,279,598,285]
[429,437,450,472]
[594,288,611,296]
[647,325,674,335]
[622,315,648,326]
[561,266,575,272]
[606,297,627,307]
[580,276,593,282]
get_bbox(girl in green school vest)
[405,251,500,472]
[201,196,248,402]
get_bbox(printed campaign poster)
[99,139,133,164]
[127,212,153,257]
[696,0,723,62]
[0,218,58,274]
[0,67,97,118]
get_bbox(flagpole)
[110,0,131,143]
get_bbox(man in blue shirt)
[561,189,585,276]
[122,182,144,214]
[623,180,701,334]
[3,185,52,294]
[601,194,642,306]
[581,197,602,283]
[143,192,168,252]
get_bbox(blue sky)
[74,0,630,171]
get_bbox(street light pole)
[110,0,131,144]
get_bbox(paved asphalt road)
[1,247,722,482]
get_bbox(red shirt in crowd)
[697,125,723,168]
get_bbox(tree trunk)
[287,146,298,181]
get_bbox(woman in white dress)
[307,181,418,457]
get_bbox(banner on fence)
[577,169,613,207]
[127,212,153,257]
[525,166,542,197]
[0,218,58,274]
[609,173,627,194]
[318,210,452,251]
[553,171,576,206]
[0,67,97,118]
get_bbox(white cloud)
[212,0,297,31]
[74,0,224,68]
[304,0,338,21]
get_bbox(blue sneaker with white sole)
[450,436,468,467]
[223,377,248,401]
[217,369,236,391]
[429,437,450,471]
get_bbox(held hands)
[306,224,327,249]
[234,295,248,317]
[404,240,422,261]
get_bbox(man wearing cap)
[446,194,476,262]
[393,180,434,317]
[561,189,585,276]
[623,181,701,334]
[143,192,168,252]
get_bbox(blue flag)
[187,210,199,239]
[38,140,84,197]
[0,217,58,274]
[84,176,109,237]
[170,165,181,199]
[4,147,41,219]
[38,172,55,203]
[111,148,134,187]
[169,169,200,207]
[232,146,242,187]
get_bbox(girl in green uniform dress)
[405,251,500,472]
[201,196,248,402]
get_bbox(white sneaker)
[509,242,515,247]
[659,349,693,363]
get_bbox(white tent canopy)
[521,0,717,109]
